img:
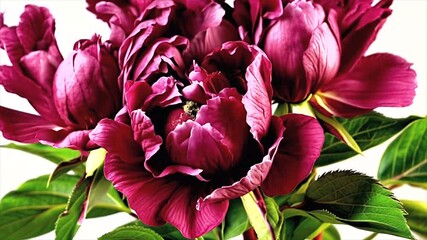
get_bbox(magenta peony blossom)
[234,0,416,118]
[87,0,239,59]
[90,39,324,237]
[0,5,121,150]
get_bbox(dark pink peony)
[0,5,121,150]
[90,39,324,237]
[234,0,416,118]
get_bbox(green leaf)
[401,200,427,237]
[241,191,275,240]
[0,143,80,164]
[264,195,283,238]
[304,170,413,239]
[48,157,85,185]
[292,216,329,240]
[86,148,106,177]
[99,225,163,240]
[55,176,93,240]
[222,198,249,239]
[323,225,341,240]
[0,174,79,240]
[122,221,186,240]
[378,118,427,185]
[315,113,420,166]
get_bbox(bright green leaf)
[55,176,93,240]
[241,191,274,240]
[0,175,78,240]
[0,143,80,164]
[86,148,106,177]
[122,221,186,240]
[378,118,427,185]
[222,198,249,239]
[401,200,427,237]
[316,113,420,167]
[264,195,283,238]
[48,157,85,185]
[322,225,341,240]
[304,170,413,239]
[99,225,163,240]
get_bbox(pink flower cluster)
[0,0,416,238]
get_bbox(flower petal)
[317,53,417,117]
[89,119,144,163]
[37,129,96,151]
[303,22,340,91]
[130,109,162,161]
[0,106,54,143]
[166,121,233,176]
[261,114,324,196]
[104,154,228,238]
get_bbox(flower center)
[183,100,200,119]
[163,101,201,135]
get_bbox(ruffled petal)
[261,114,324,196]
[130,110,162,161]
[166,121,233,176]
[243,50,272,142]
[206,116,284,200]
[37,129,96,151]
[89,119,144,163]
[196,89,249,161]
[316,53,417,117]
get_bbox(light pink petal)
[261,114,324,196]
[303,22,340,90]
[166,121,233,176]
[130,109,162,161]
[0,106,55,143]
[89,119,144,163]
[318,53,417,117]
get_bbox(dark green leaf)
[401,200,427,237]
[378,118,427,185]
[316,113,420,166]
[48,157,86,184]
[121,221,186,240]
[304,170,413,239]
[55,176,93,240]
[0,175,78,240]
[291,216,327,240]
[0,143,80,164]
[99,225,163,240]
[222,198,249,239]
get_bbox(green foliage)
[304,170,413,239]
[0,175,78,240]
[0,143,80,165]
[122,221,187,240]
[316,113,420,166]
[401,200,427,238]
[99,225,164,240]
[221,198,249,239]
[378,118,427,186]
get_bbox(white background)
[0,0,426,239]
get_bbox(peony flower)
[90,39,324,238]
[0,5,121,150]
[87,0,239,61]
[234,0,416,118]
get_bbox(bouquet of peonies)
[0,0,425,239]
